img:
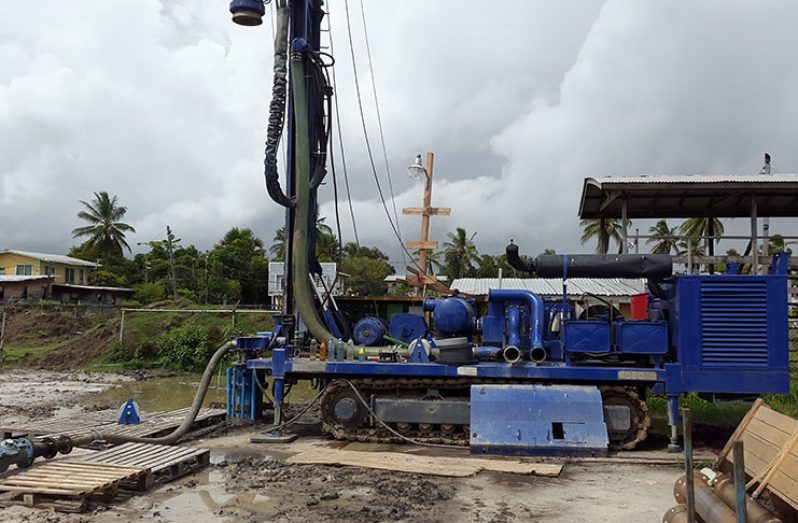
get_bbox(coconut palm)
[679,217,724,252]
[442,227,479,280]
[579,219,625,254]
[71,192,136,264]
[270,226,287,259]
[647,220,679,254]
[270,216,337,261]
[413,249,443,275]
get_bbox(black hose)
[263,1,293,208]
[71,341,236,447]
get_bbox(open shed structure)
[578,174,798,272]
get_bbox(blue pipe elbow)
[488,288,545,349]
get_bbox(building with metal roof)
[577,174,798,272]
[579,174,798,219]
[0,250,98,268]
[449,277,646,298]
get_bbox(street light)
[407,154,428,181]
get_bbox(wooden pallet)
[0,461,148,512]
[716,399,798,512]
[77,442,210,489]
[0,407,226,440]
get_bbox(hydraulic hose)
[70,341,236,447]
[263,1,293,208]
[290,54,335,343]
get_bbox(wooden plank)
[769,470,798,510]
[756,407,798,435]
[286,448,562,478]
[402,207,451,216]
[749,417,792,448]
[405,240,438,250]
[715,398,763,466]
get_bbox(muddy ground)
[0,369,692,522]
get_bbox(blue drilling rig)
[223,0,791,456]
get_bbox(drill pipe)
[710,473,782,523]
[674,473,737,523]
[662,505,689,523]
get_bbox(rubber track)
[320,379,651,449]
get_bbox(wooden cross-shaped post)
[403,152,451,296]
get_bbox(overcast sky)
[2,1,797,270]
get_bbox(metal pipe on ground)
[663,505,690,523]
[675,473,738,523]
[710,473,782,523]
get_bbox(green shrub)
[106,340,134,363]
[134,282,167,304]
[156,322,215,371]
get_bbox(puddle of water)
[80,373,320,412]
[146,467,276,522]
[81,374,227,412]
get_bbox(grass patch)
[1,339,73,364]
[648,393,751,424]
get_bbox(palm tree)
[413,249,443,275]
[71,192,135,265]
[442,227,479,280]
[679,217,724,253]
[647,220,679,254]
[270,226,286,259]
[270,217,338,261]
[579,219,625,254]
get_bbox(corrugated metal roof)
[53,284,134,292]
[1,250,99,267]
[580,174,798,219]
[449,277,646,297]
[592,174,798,184]
[0,275,55,283]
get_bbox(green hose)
[290,55,335,343]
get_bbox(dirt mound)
[3,307,88,345]
[37,324,118,370]
[218,456,456,522]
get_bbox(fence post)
[733,440,747,523]
[119,309,125,342]
[683,407,696,523]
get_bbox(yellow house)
[0,250,98,285]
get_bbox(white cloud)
[2,0,797,266]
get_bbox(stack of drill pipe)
[709,473,782,523]
[663,472,782,523]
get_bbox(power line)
[341,0,421,271]
[327,8,360,247]
[357,0,405,267]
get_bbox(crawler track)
[320,379,650,450]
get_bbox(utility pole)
[760,153,772,272]
[403,152,451,296]
[166,225,178,299]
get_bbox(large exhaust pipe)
[502,346,522,364]
[530,347,546,364]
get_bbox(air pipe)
[474,346,502,361]
[488,289,546,363]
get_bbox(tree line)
[581,217,791,256]
[70,192,785,304]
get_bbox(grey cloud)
[2,0,797,266]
